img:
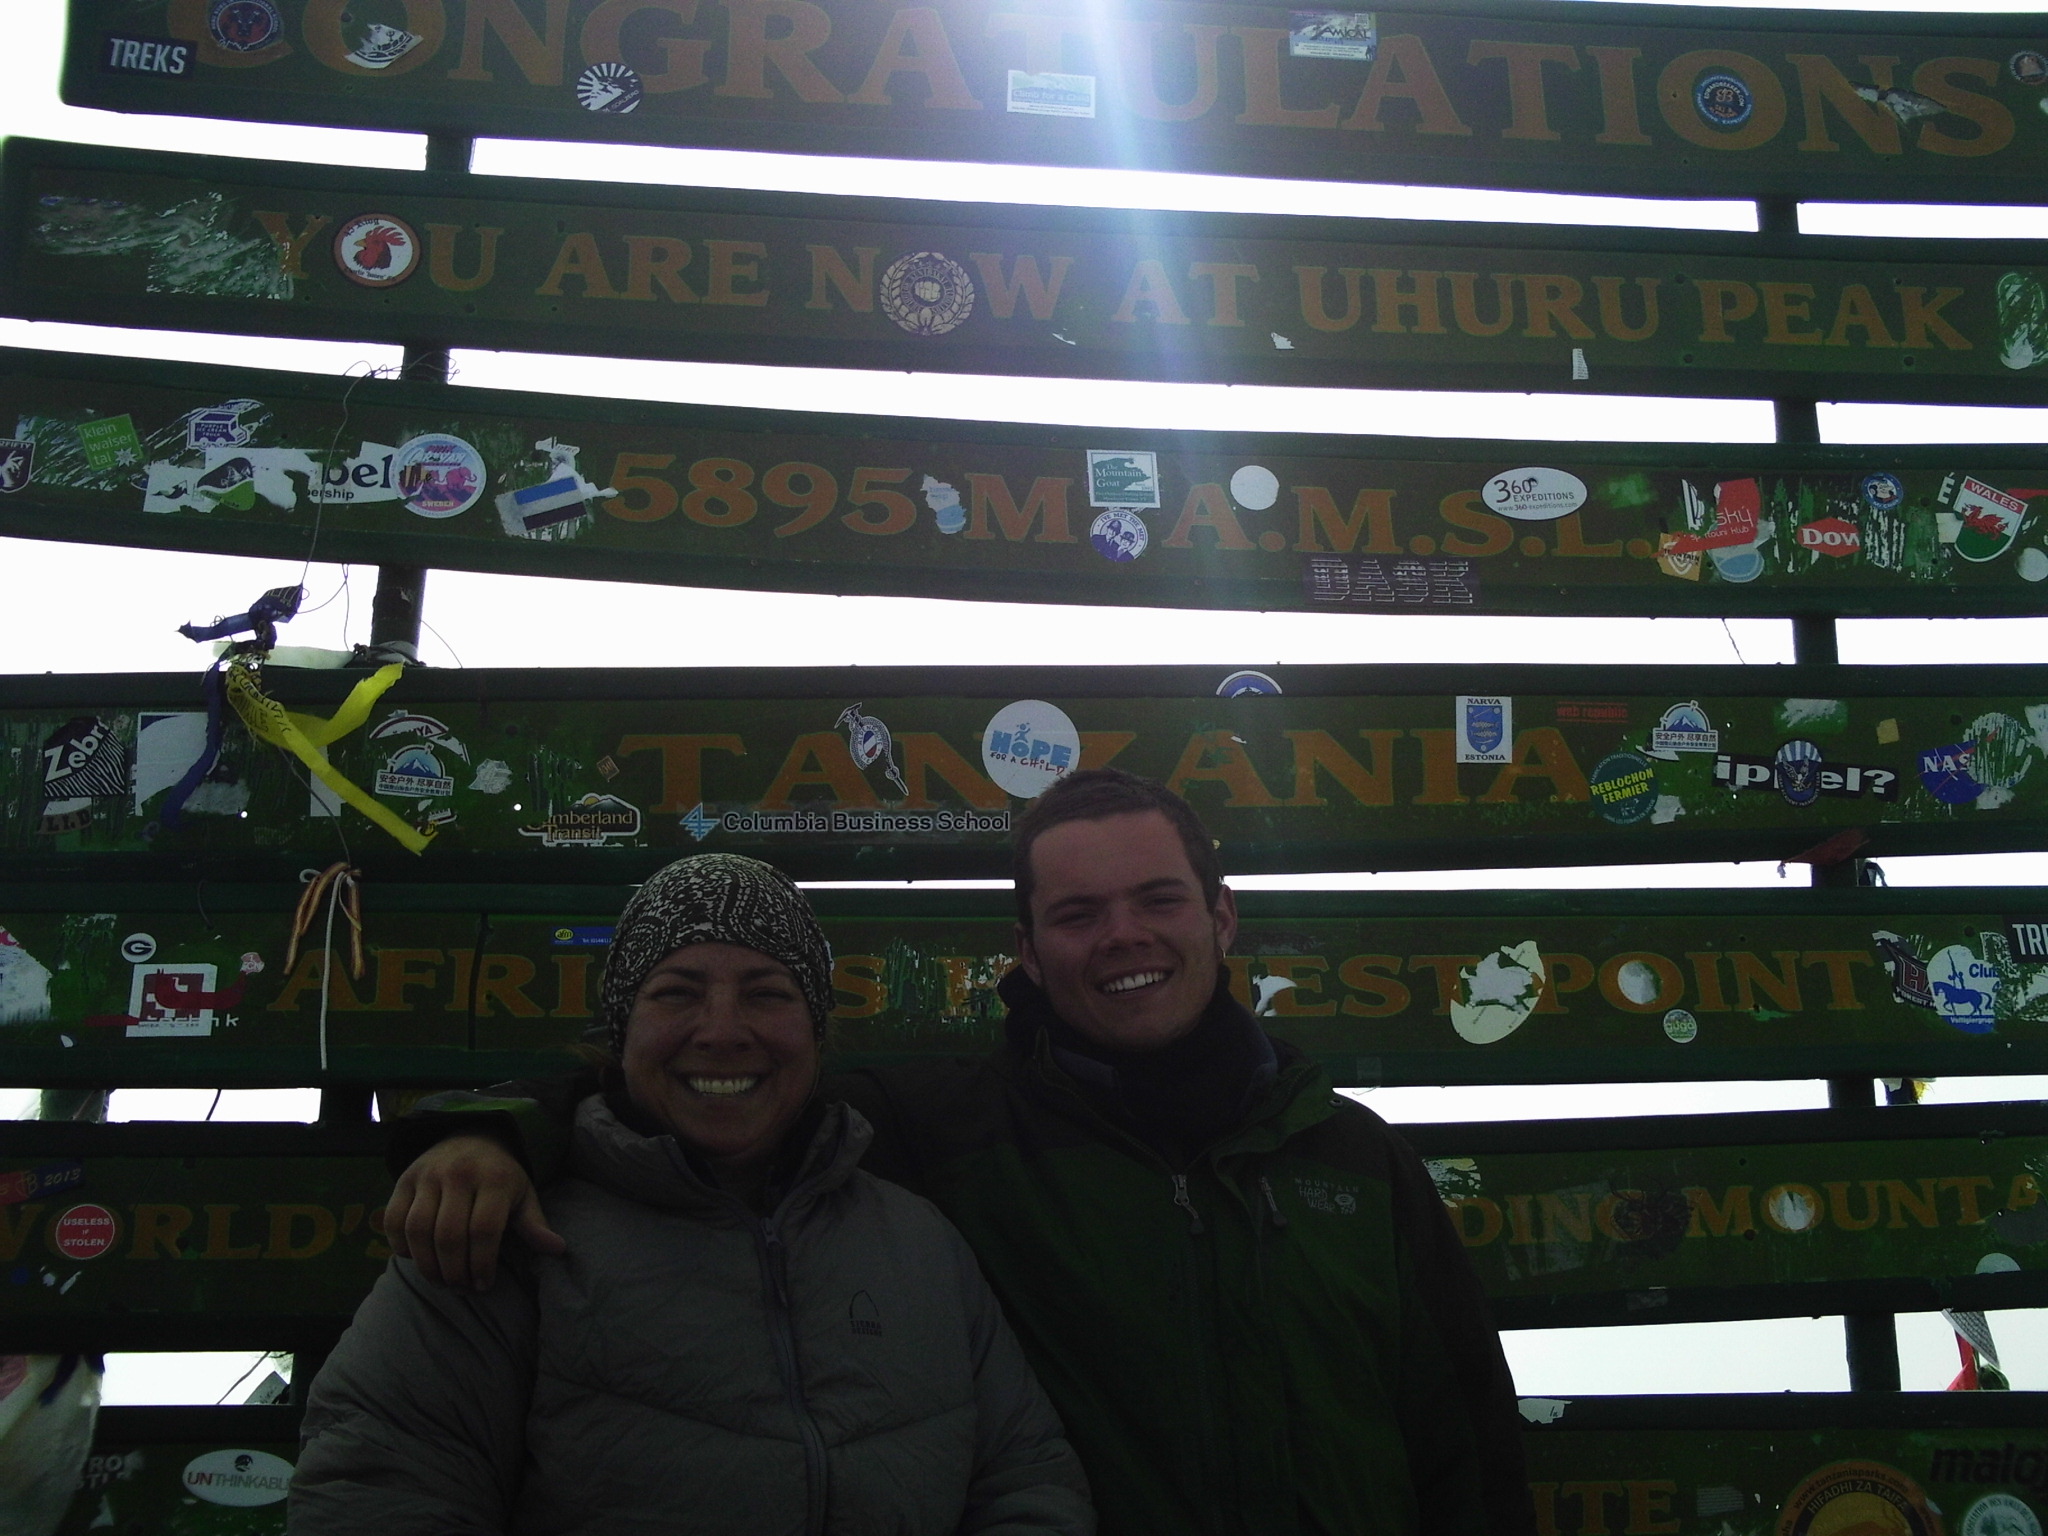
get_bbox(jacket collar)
[997,967,1334,1160]
[569,1092,872,1220]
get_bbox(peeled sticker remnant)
[1450,941,1545,1045]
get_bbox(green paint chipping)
[1776,698,1849,737]
[1999,271,2048,372]
[1602,473,1657,510]
[34,193,289,300]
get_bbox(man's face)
[1017,809,1238,1052]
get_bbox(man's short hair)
[1012,768,1223,927]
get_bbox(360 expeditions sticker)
[1481,467,1587,522]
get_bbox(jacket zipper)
[1257,1175,1288,1229]
[1170,1173,1206,1234]
[756,1216,831,1536]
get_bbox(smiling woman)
[290,853,1093,1536]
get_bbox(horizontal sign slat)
[6,347,2048,618]
[63,1400,2048,1536]
[4,885,2048,1089]
[5,1109,2040,1348]
[8,140,2048,404]
[54,1,2048,206]
[4,663,2048,882]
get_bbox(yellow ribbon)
[226,660,432,855]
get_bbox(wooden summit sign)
[8,139,2048,403]
[4,1108,2042,1346]
[6,663,2048,882]
[57,1,2048,205]
[4,884,2046,1090]
[7,348,2048,619]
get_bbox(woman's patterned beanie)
[599,854,834,1054]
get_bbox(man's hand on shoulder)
[383,1134,567,1291]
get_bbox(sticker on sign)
[183,1448,296,1507]
[51,1203,117,1260]
[1479,467,1586,522]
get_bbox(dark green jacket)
[398,996,1528,1536]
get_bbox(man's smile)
[1100,970,1169,996]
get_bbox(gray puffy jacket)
[290,1096,1093,1536]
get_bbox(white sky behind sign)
[0,0,2043,1399]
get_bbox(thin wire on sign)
[421,618,464,669]
[203,1088,222,1121]
[1720,618,1748,664]
[216,1351,279,1405]
[300,363,398,583]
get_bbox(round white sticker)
[1480,467,1587,522]
[1229,465,1280,511]
[1963,1494,2041,1536]
[393,434,485,519]
[183,1448,295,1507]
[120,932,157,963]
[981,700,1080,799]
[1662,1008,1698,1043]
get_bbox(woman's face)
[621,942,820,1171]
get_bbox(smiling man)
[384,769,1530,1536]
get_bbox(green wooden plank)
[7,348,2048,619]
[65,1409,301,1536]
[5,884,2048,1089]
[3,663,2048,884]
[8,139,2048,404]
[1519,1415,2048,1536]
[59,1400,2048,1536]
[4,1109,2042,1348]
[54,0,2048,206]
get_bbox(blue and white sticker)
[1455,695,1510,764]
[186,399,259,450]
[1694,72,1754,129]
[1007,70,1096,118]
[208,0,282,52]
[1927,944,1998,1034]
[393,434,485,519]
[1217,670,1282,697]
[1860,471,1905,512]
[1090,508,1149,562]
[2011,51,2048,86]
[1647,700,1718,759]
[982,700,1080,799]
[577,62,643,113]
[1775,738,1823,807]
[1289,11,1377,60]
[1087,449,1160,510]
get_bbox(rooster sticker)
[333,214,420,287]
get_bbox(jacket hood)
[568,1092,872,1218]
